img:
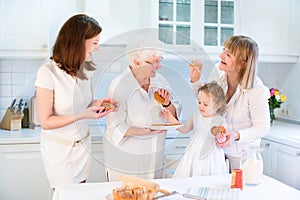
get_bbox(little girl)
[162,82,228,177]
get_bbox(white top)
[194,64,270,157]
[52,175,300,200]
[103,67,178,180]
[34,59,93,187]
[174,112,227,177]
[35,59,93,139]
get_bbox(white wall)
[257,61,300,122]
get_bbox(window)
[158,0,191,45]
[204,0,234,46]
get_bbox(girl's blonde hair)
[224,35,258,89]
[198,81,226,115]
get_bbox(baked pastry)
[211,125,226,136]
[211,126,227,143]
[112,176,171,200]
[112,185,156,200]
[100,102,115,113]
[154,91,165,104]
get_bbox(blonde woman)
[190,35,270,171]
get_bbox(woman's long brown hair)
[51,14,102,80]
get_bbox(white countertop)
[1,121,299,147]
[52,175,300,200]
[263,120,300,148]
[0,123,187,144]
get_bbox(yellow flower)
[274,91,280,96]
[280,95,287,102]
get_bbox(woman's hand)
[189,59,203,83]
[156,88,171,106]
[78,98,119,120]
[93,98,119,111]
[125,127,166,137]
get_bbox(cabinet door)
[163,137,189,178]
[0,0,49,57]
[240,0,289,56]
[87,141,107,182]
[289,0,300,55]
[260,139,272,177]
[272,142,300,190]
[0,144,52,200]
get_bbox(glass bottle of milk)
[240,145,263,185]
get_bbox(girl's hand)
[216,132,227,143]
[159,109,179,124]
[189,59,203,83]
[216,131,239,148]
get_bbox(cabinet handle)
[265,143,270,148]
[175,145,186,149]
[296,151,300,157]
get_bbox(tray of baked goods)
[107,176,212,200]
[107,176,171,200]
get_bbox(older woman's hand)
[189,59,203,83]
[156,88,171,106]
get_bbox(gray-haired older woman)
[103,39,180,181]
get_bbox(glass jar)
[240,145,263,185]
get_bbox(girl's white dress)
[173,112,227,178]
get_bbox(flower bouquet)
[268,88,287,124]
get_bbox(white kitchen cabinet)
[87,141,107,182]
[289,0,300,56]
[239,0,299,62]
[163,137,189,178]
[0,143,52,200]
[151,0,299,62]
[260,139,272,177]
[272,142,300,190]
[155,0,237,52]
[0,0,49,58]
[0,140,106,200]
[260,138,300,190]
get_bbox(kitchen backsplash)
[0,59,44,118]
[1,47,300,124]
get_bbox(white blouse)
[208,65,270,157]
[35,59,92,139]
[103,67,178,180]
[193,64,270,157]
